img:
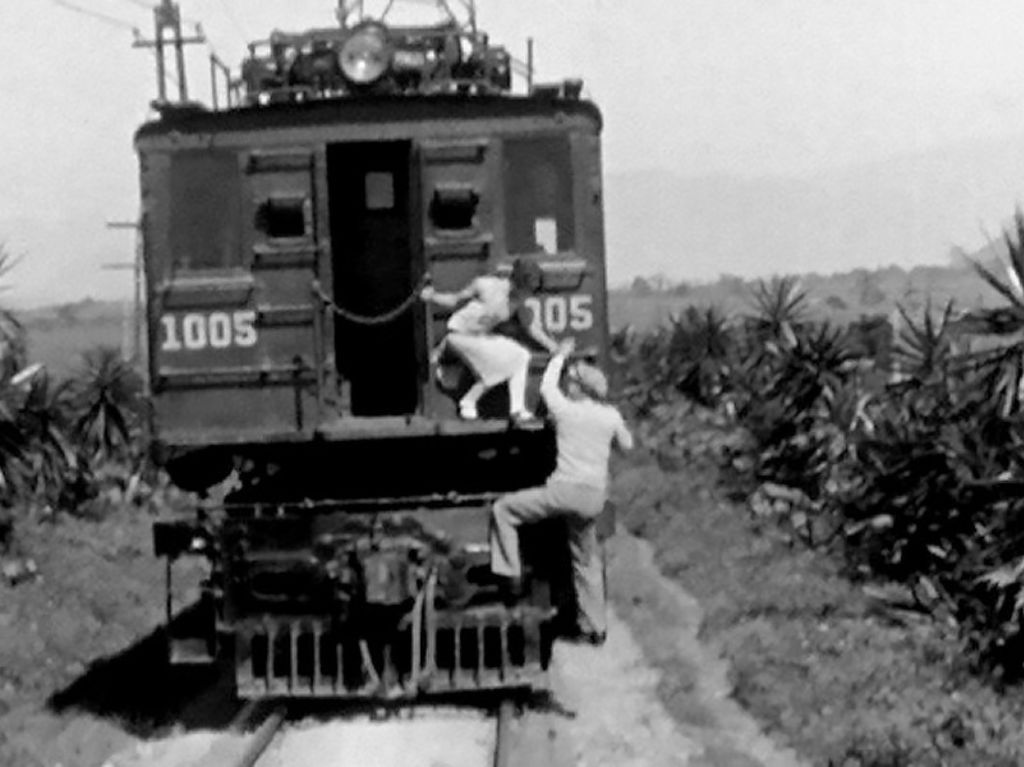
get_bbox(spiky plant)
[0,381,32,499]
[72,347,142,465]
[0,247,25,375]
[665,305,736,406]
[969,208,1024,329]
[889,298,956,384]
[17,372,83,509]
[733,317,857,496]
[952,208,1024,414]
[0,245,33,497]
[745,275,810,343]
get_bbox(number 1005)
[160,310,258,352]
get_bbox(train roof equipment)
[139,0,585,115]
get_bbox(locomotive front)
[141,6,609,699]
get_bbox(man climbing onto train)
[420,258,559,424]
[488,338,633,646]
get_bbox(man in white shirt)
[489,339,633,645]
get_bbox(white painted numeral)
[160,315,182,351]
[208,312,232,349]
[569,295,594,331]
[232,310,257,347]
[183,314,207,350]
[544,296,568,333]
[522,295,595,335]
[160,310,258,352]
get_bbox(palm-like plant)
[745,276,810,342]
[0,246,25,376]
[889,298,956,384]
[956,208,1024,416]
[969,208,1024,330]
[665,305,735,405]
[17,372,82,507]
[72,347,142,464]
[0,245,33,497]
[0,381,33,498]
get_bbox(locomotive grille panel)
[233,608,551,699]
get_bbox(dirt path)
[565,529,807,767]
[96,529,803,767]
[549,529,806,767]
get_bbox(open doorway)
[327,141,420,417]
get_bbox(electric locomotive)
[144,1,610,699]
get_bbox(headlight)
[339,21,391,85]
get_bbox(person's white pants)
[444,333,531,415]
[490,481,607,634]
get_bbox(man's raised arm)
[614,414,634,452]
[540,340,575,415]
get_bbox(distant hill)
[20,299,128,376]
[610,259,1014,332]
[604,132,1024,285]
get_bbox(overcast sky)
[4,0,1024,303]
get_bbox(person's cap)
[569,362,608,399]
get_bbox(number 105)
[523,295,594,334]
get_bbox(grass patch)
[611,428,1024,766]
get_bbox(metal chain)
[313,274,430,326]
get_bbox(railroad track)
[198,695,532,767]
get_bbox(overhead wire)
[49,0,183,90]
[106,0,157,11]
[49,0,140,32]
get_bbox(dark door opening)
[327,141,420,417]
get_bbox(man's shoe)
[509,410,538,428]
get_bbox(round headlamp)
[339,21,391,85]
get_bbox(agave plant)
[0,380,33,498]
[72,347,143,464]
[0,247,35,497]
[732,317,857,496]
[665,305,736,406]
[17,372,83,508]
[889,298,956,384]
[953,208,1024,415]
[744,275,810,343]
[0,246,25,377]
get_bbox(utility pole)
[133,0,205,103]
[104,220,144,367]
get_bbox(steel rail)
[493,699,515,767]
[194,696,521,767]
[233,706,287,767]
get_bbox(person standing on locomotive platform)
[420,258,559,422]
[489,339,634,645]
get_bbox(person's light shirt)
[446,276,511,335]
[540,355,633,494]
